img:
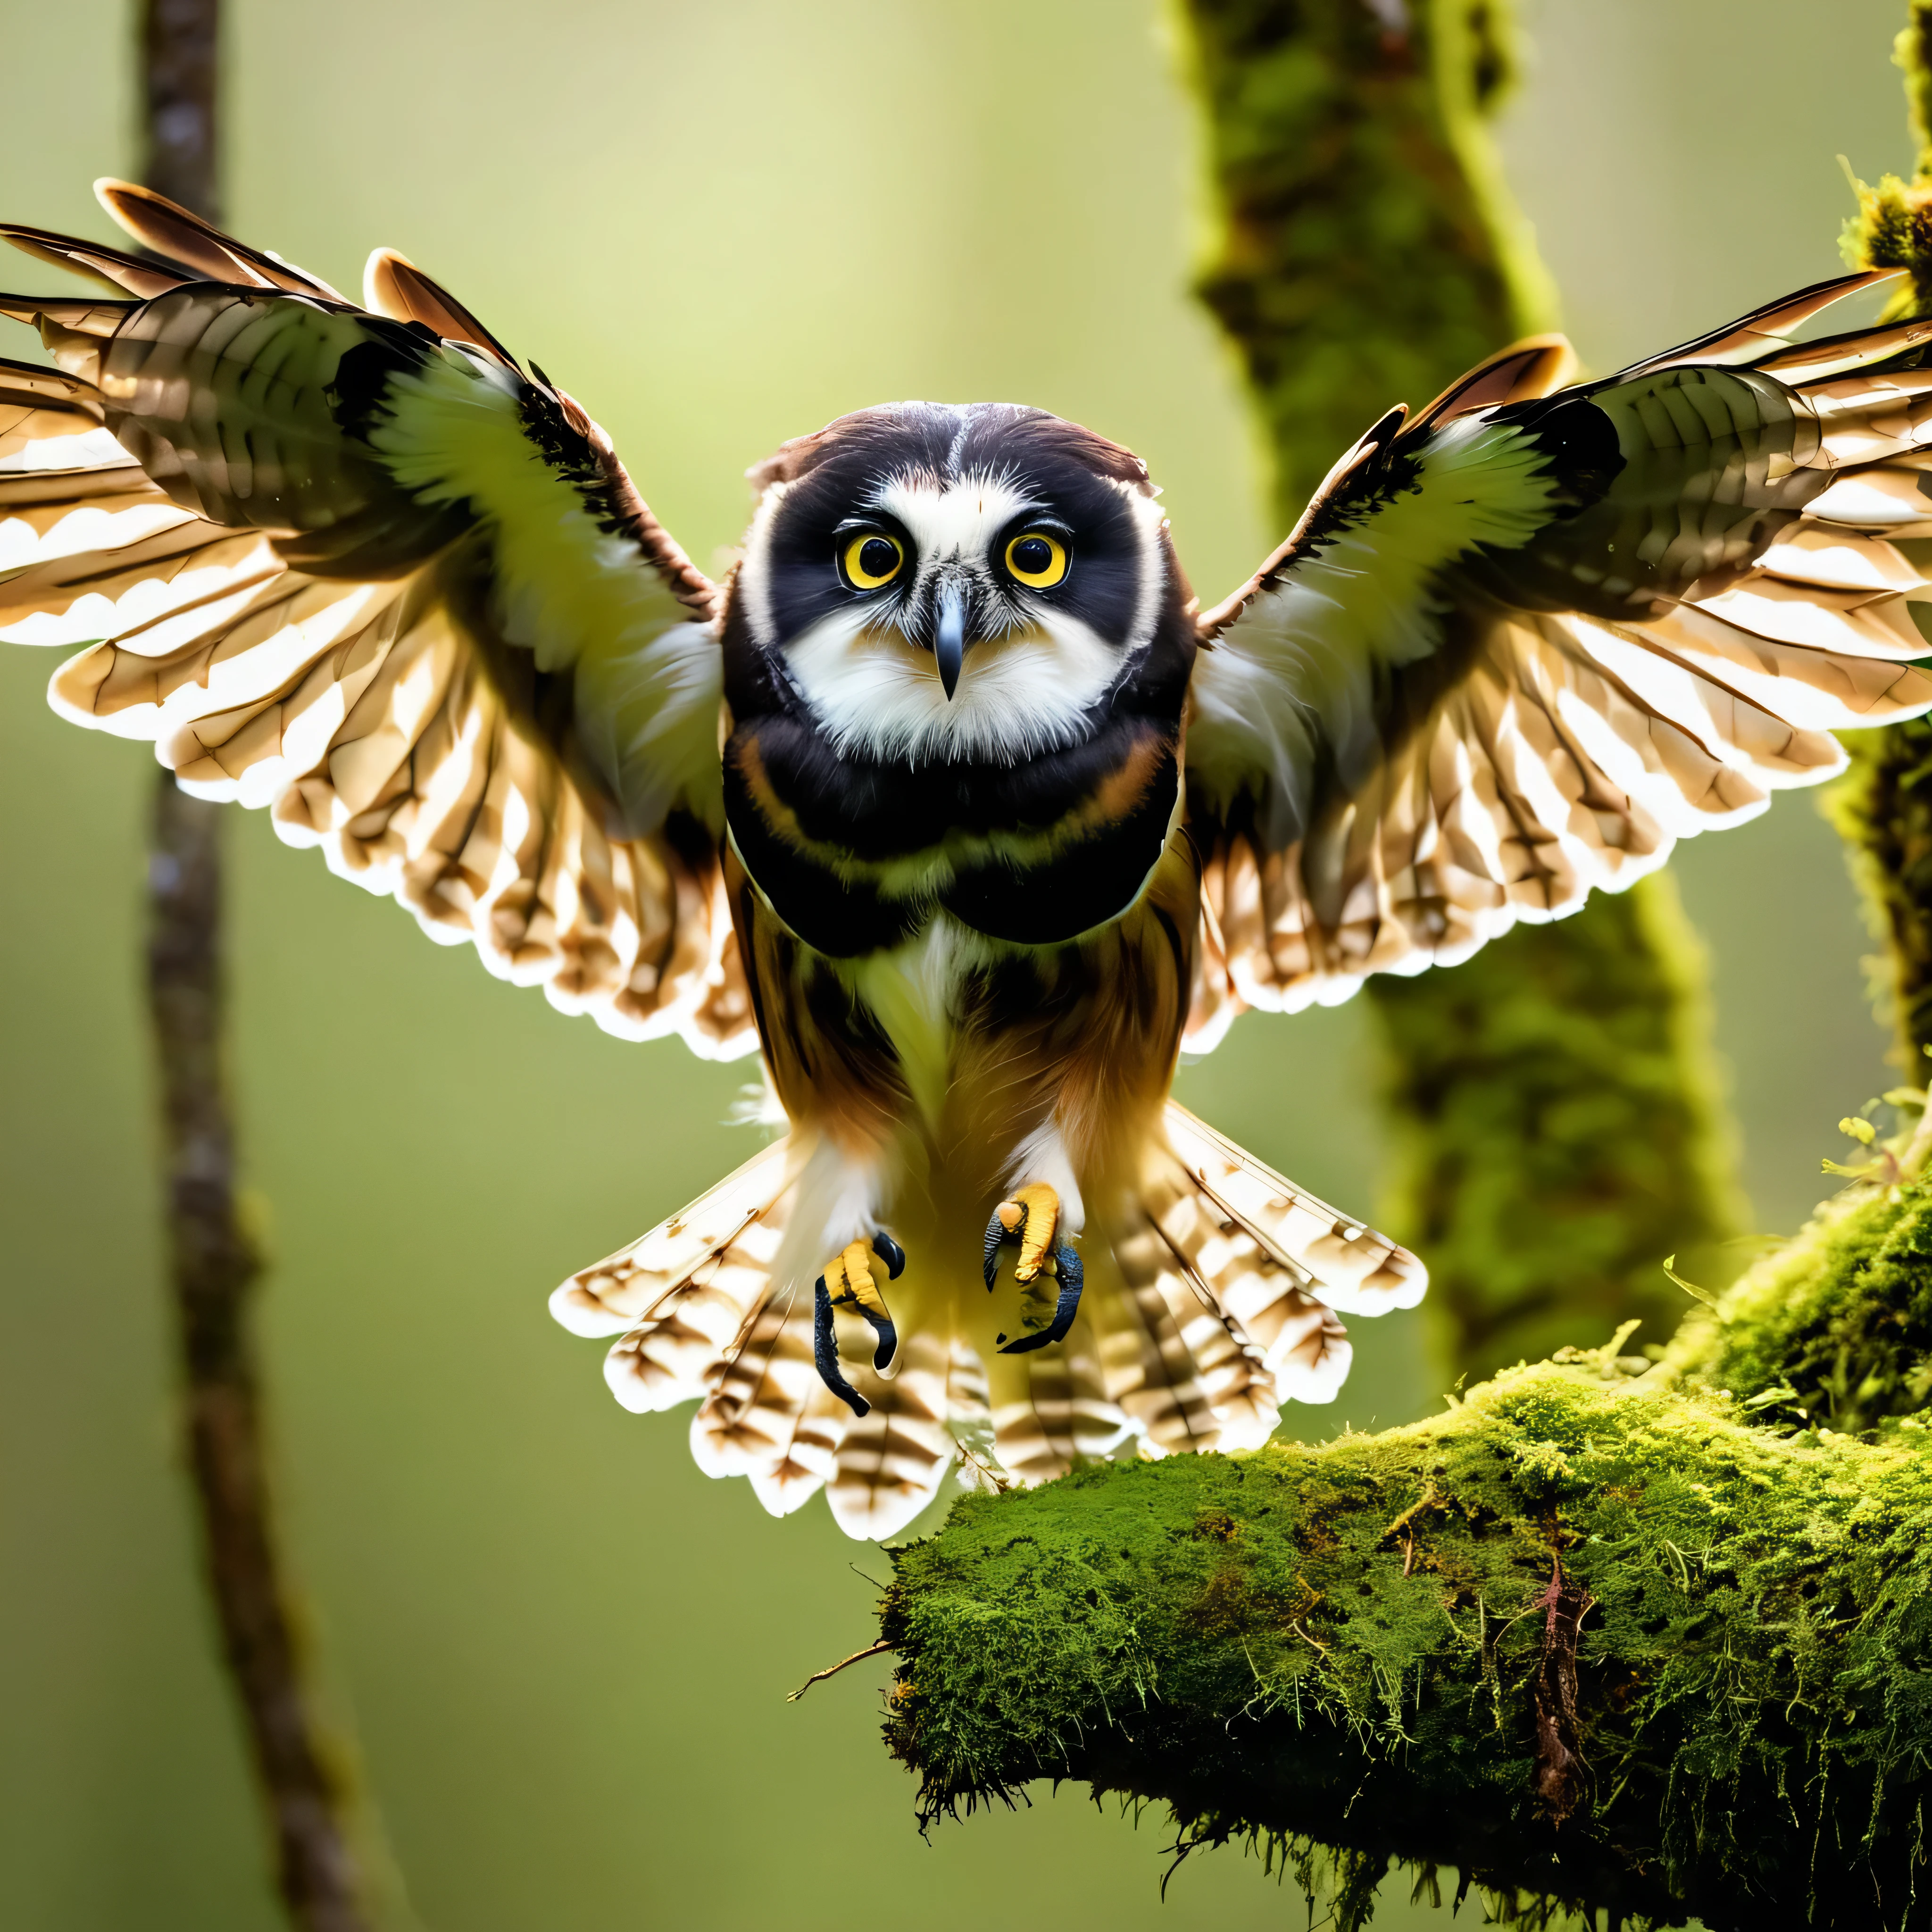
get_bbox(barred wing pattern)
[1184,274,1932,1039]
[0,182,751,1056]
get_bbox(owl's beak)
[933,579,966,700]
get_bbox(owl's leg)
[983,1181,1084,1356]
[811,1233,907,1416]
[779,1130,910,1415]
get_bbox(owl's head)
[724,402,1190,765]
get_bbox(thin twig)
[787,1639,896,1702]
[140,8,373,1929]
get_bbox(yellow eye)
[1005,530,1068,589]
[842,531,905,590]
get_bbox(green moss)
[1825,722,1932,1071]
[883,1360,1932,1930]
[1670,1177,1932,1432]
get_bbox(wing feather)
[362,247,517,371]
[1188,283,1932,1026]
[0,187,746,1057]
[90,178,346,301]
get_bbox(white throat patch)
[784,605,1121,766]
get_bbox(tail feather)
[939,1338,1000,1486]
[1141,1138,1356,1406]
[550,1138,793,1338]
[1142,1257,1282,1453]
[692,1283,849,1514]
[548,1108,1421,1539]
[986,1325,1137,1489]
[1106,1218,1251,1454]
[1161,1102,1426,1316]
[824,1325,955,1540]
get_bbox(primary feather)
[1187,269,1932,1032]
[0,181,749,1056]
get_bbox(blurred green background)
[0,1,1916,1925]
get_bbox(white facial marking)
[867,471,1037,581]
[768,470,1167,765]
[784,602,1120,766]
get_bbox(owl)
[5,182,1930,1538]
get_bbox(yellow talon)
[826,1240,891,1321]
[812,1232,907,1412]
[1004,1182,1060,1283]
[983,1183,1083,1354]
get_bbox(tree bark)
[1177,0,1742,1380]
[138,7,372,1928]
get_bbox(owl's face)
[726,402,1184,766]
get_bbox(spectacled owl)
[4,183,1929,1537]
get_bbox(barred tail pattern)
[549,1107,1424,1541]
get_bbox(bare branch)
[788,1639,896,1702]
[137,8,374,1927]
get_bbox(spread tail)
[549,1104,1425,1540]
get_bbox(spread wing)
[1183,274,1932,1045]
[0,180,752,1058]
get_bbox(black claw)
[997,1242,1084,1355]
[984,1202,1027,1291]
[812,1277,870,1416]
[820,1248,899,1374]
[858,1306,897,1372]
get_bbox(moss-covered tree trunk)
[1178,0,1742,1378]
[1833,4,1932,1077]
[1827,722,1932,1071]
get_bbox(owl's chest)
[721,709,1182,956]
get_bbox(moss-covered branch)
[1178,0,1741,1380]
[883,1182,1932,1930]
